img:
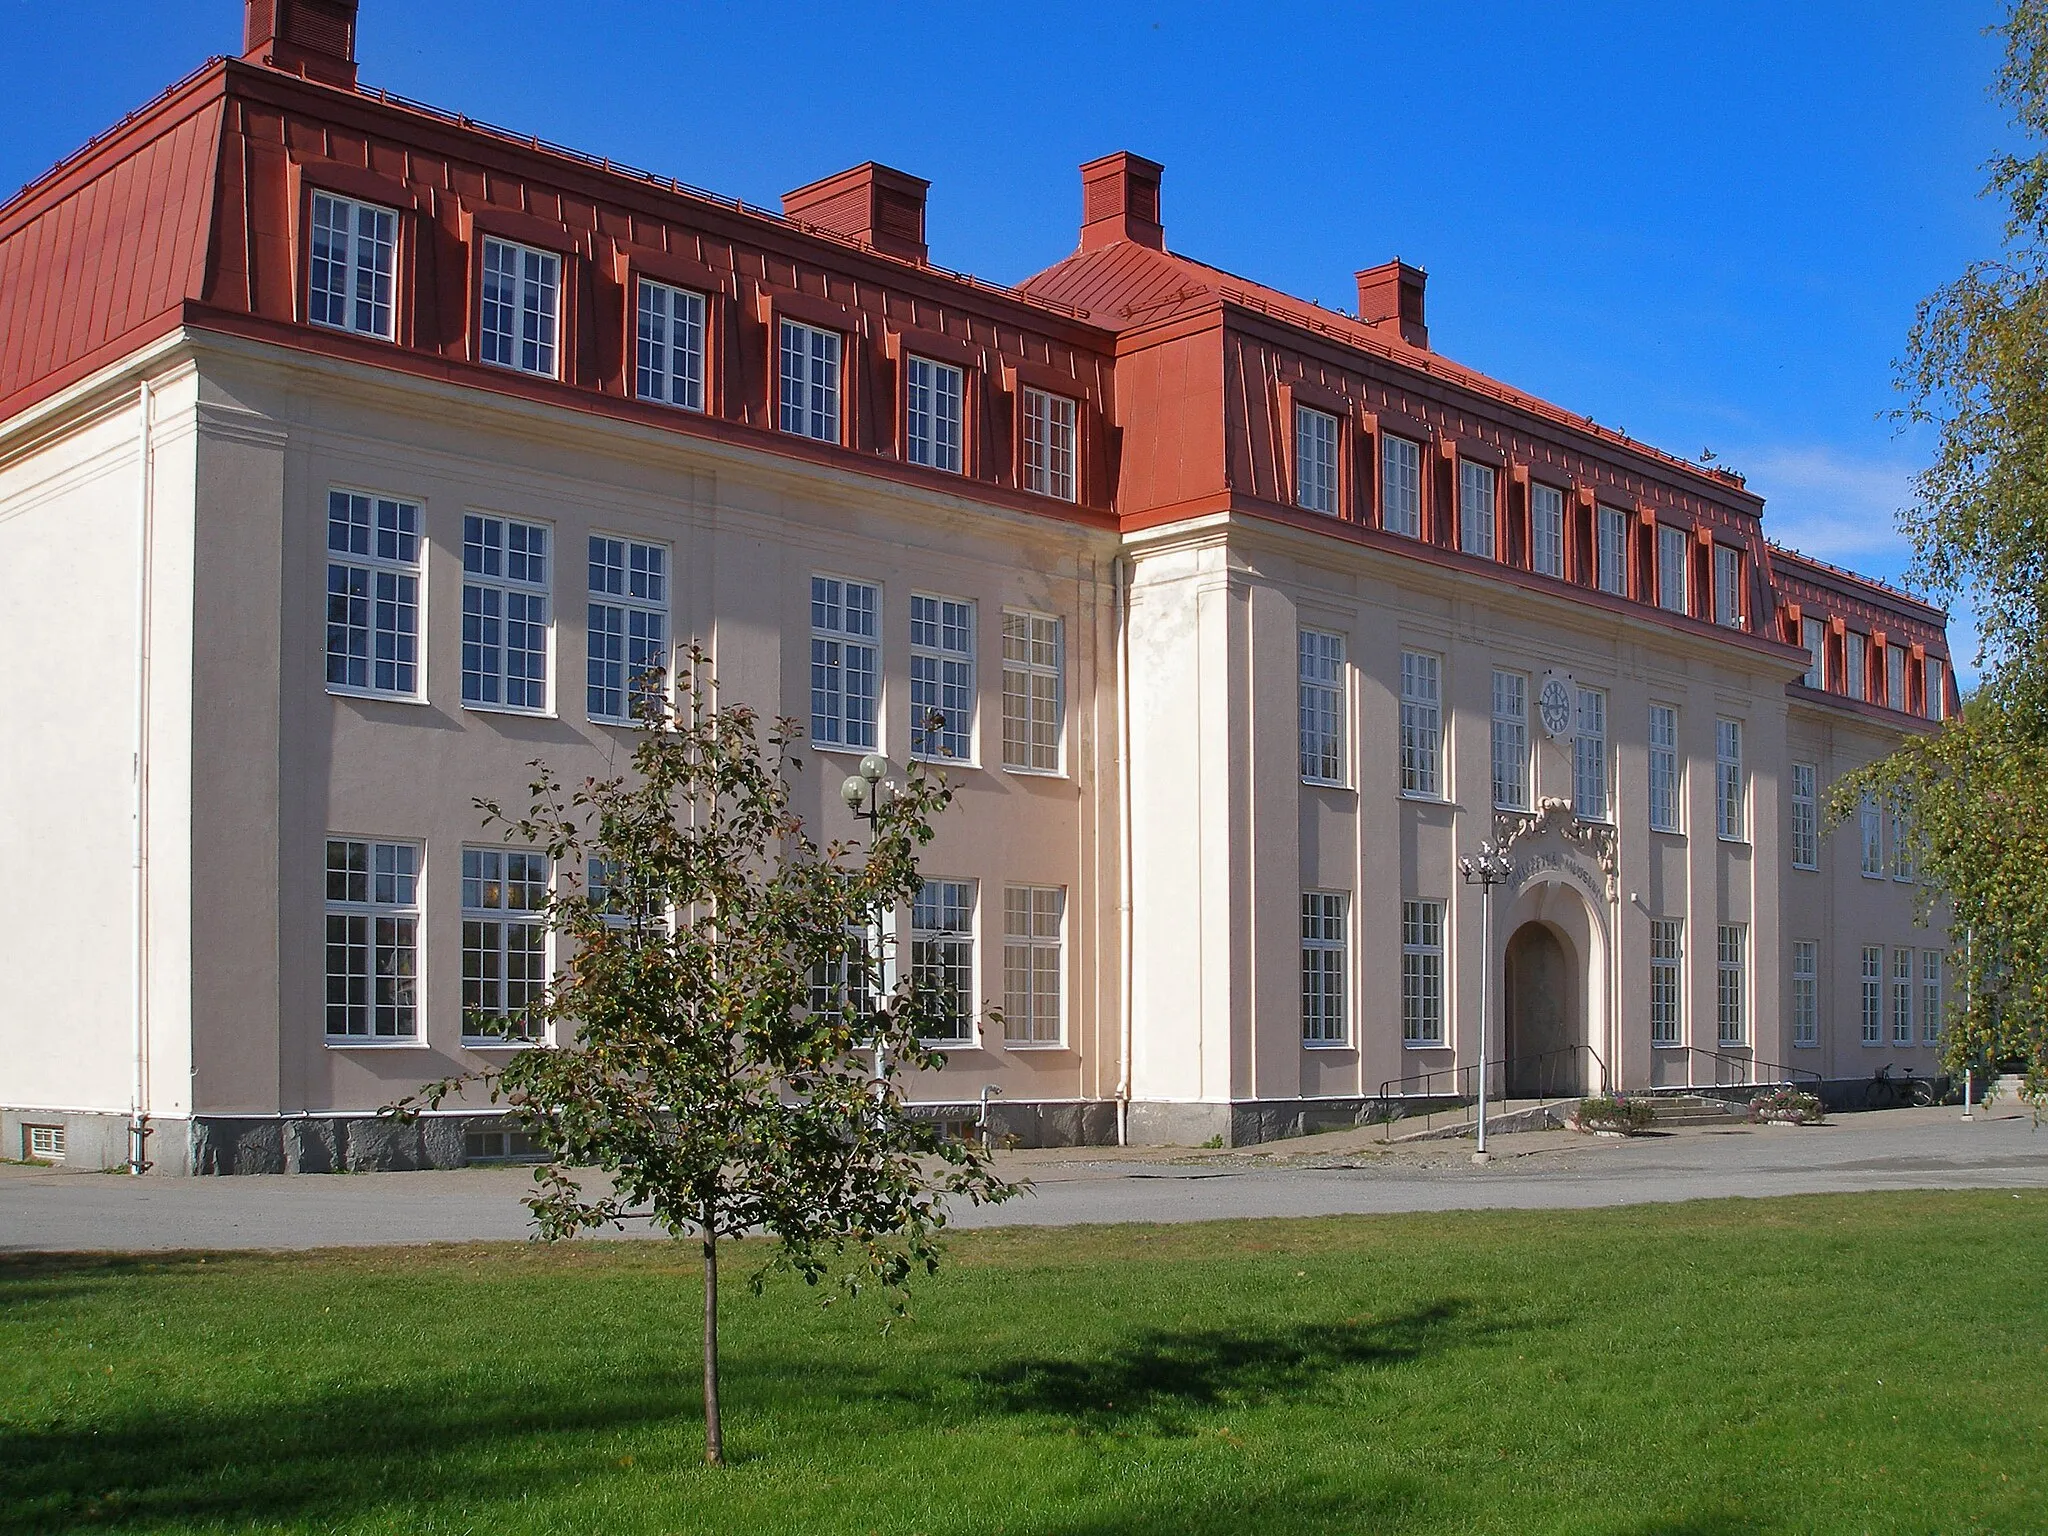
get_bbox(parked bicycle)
[1867,1063,1935,1110]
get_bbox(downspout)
[129,379,155,1174]
[1113,553,1134,1146]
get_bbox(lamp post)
[841,755,896,1090]
[1458,840,1514,1165]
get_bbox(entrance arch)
[1502,920,1585,1098]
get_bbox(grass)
[3,1192,2045,1534]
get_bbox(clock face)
[1539,676,1574,740]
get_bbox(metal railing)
[1375,1044,1611,1138]
[1645,1047,1823,1097]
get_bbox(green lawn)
[3,1192,2044,1534]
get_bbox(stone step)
[1648,1095,1745,1126]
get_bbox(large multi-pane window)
[1791,762,1819,870]
[1299,630,1347,785]
[1713,544,1743,627]
[779,319,842,442]
[811,576,879,750]
[1002,610,1063,773]
[1459,460,1496,559]
[462,515,550,710]
[1003,886,1064,1045]
[308,191,396,340]
[1716,718,1746,841]
[906,356,965,472]
[807,923,872,1018]
[586,536,667,723]
[1022,387,1077,501]
[462,847,548,1043]
[1716,924,1747,1046]
[1400,650,1442,797]
[635,279,705,410]
[1382,435,1422,537]
[1845,631,1868,700]
[324,838,419,1041]
[1859,792,1884,876]
[1892,947,1915,1045]
[1802,616,1827,689]
[1401,899,1444,1045]
[1531,483,1565,577]
[1648,704,1681,833]
[1574,686,1608,821]
[1892,805,1915,881]
[1792,940,1819,1048]
[1301,892,1348,1044]
[1491,670,1528,811]
[326,490,420,696]
[1886,646,1907,712]
[1296,405,1339,515]
[479,237,559,377]
[1922,951,1943,1043]
[1656,524,1688,613]
[1926,656,1947,720]
[1650,919,1682,1046]
[912,879,976,1042]
[910,595,974,760]
[1861,946,1884,1044]
[1596,506,1628,596]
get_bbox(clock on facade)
[1539,672,1575,740]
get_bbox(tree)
[401,650,1016,1464]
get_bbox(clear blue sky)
[2,1,2017,672]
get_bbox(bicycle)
[1868,1063,1935,1109]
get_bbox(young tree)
[403,650,1015,1465]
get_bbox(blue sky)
[1,1,2017,673]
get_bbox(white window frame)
[1716,718,1746,842]
[25,1124,65,1162]
[1301,891,1349,1045]
[779,318,843,443]
[1716,923,1747,1046]
[1802,616,1826,689]
[308,190,397,341]
[1295,405,1339,515]
[1792,940,1818,1048]
[1926,656,1947,720]
[1002,610,1064,774]
[1657,524,1689,614]
[1922,950,1942,1043]
[1399,650,1443,799]
[324,837,421,1045]
[635,278,705,411]
[1891,946,1915,1045]
[1648,704,1681,834]
[326,489,422,700]
[1382,435,1421,538]
[1597,506,1629,596]
[906,355,965,473]
[1885,645,1907,712]
[811,575,880,752]
[910,593,975,763]
[1713,544,1743,627]
[1531,482,1564,578]
[586,535,669,725]
[1891,805,1915,882]
[1401,899,1445,1046]
[1859,792,1884,877]
[461,846,550,1046]
[1490,669,1529,812]
[1300,630,1348,786]
[1574,685,1609,822]
[479,236,560,378]
[1002,885,1065,1046]
[912,878,977,1045]
[1650,918,1683,1046]
[1022,387,1078,501]
[1459,460,1497,559]
[1790,762,1819,870]
[462,513,552,713]
[1846,631,1868,701]
[1861,946,1884,1045]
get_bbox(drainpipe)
[1113,553,1134,1147]
[129,379,155,1175]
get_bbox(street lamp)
[1458,840,1514,1164]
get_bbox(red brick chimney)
[1356,259,1429,350]
[1079,152,1164,252]
[244,0,360,89]
[782,164,930,264]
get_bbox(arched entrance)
[1503,921,1585,1098]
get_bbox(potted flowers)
[1748,1086,1826,1125]
[1567,1093,1655,1136]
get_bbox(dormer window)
[1022,387,1077,501]
[1658,525,1689,614]
[1458,461,1496,559]
[636,279,705,410]
[308,191,396,341]
[779,319,843,443]
[1530,483,1564,576]
[480,237,560,378]
[1295,405,1338,515]
[1596,507,1628,596]
[905,356,964,472]
[1713,544,1743,627]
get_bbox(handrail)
[1378,1042,1609,1104]
[1661,1046,1823,1091]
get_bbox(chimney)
[1356,259,1429,349]
[244,0,360,89]
[781,163,930,264]
[1079,151,1164,252]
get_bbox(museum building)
[0,1,1957,1172]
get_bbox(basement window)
[25,1125,64,1162]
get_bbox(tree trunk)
[702,1205,723,1467]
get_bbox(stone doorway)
[1503,921,1584,1098]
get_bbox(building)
[0,1,1955,1173]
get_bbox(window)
[324,838,419,1042]
[812,577,880,750]
[479,237,559,378]
[1491,670,1529,811]
[586,536,667,724]
[1713,544,1743,627]
[1885,645,1907,712]
[1926,656,1947,720]
[1792,940,1818,1048]
[1300,630,1347,784]
[1574,686,1608,821]
[1802,616,1826,688]
[586,856,661,929]
[906,355,965,472]
[779,319,842,443]
[635,279,705,410]
[1859,792,1884,876]
[1716,924,1747,1046]
[1002,886,1064,1045]
[910,595,974,761]
[912,879,976,1042]
[1791,762,1819,870]
[25,1124,64,1162]
[1301,892,1348,1044]
[1459,460,1496,559]
[1861,946,1883,1044]
[1382,435,1421,537]
[1922,950,1942,1043]
[462,515,550,711]
[1296,405,1339,515]
[326,490,420,696]
[1892,947,1915,1045]
[1400,650,1442,797]
[1022,387,1078,501]
[1657,524,1689,613]
[1531,483,1565,577]
[1891,805,1915,881]
[1649,704,1681,833]
[807,924,873,1018]
[1401,899,1445,1045]
[462,847,548,1043]
[1650,919,1682,1046]
[1597,506,1628,596]
[1846,631,1867,700]
[308,191,396,340]
[1716,719,1746,841]
[1002,610,1063,773]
